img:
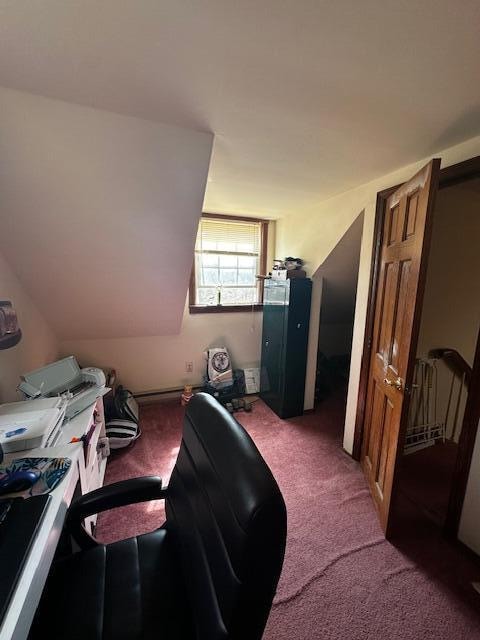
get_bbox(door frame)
[352,155,480,538]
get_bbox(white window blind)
[194,217,263,306]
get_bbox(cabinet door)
[260,283,288,411]
[283,280,312,417]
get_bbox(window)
[190,214,268,313]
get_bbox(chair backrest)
[165,392,287,640]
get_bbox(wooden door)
[361,159,441,534]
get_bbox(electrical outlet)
[185,361,193,373]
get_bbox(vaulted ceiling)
[0,87,212,339]
[1,1,480,340]
[1,1,480,219]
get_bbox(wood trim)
[189,304,263,314]
[353,153,480,535]
[445,325,480,538]
[202,212,269,224]
[351,188,396,460]
[188,264,196,308]
[189,214,269,313]
[438,155,480,189]
[259,220,269,301]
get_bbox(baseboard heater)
[133,385,203,402]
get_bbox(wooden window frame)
[189,213,269,314]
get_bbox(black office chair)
[30,392,287,640]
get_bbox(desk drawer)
[85,420,102,470]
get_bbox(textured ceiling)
[1,1,480,219]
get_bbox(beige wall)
[416,182,480,440]
[275,134,480,454]
[60,221,275,392]
[60,298,263,392]
[0,251,58,402]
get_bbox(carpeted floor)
[96,393,480,640]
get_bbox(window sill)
[189,304,264,314]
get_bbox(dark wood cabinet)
[260,278,312,418]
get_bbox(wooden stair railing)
[428,348,472,388]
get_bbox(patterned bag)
[105,419,141,450]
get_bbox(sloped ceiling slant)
[0,88,213,340]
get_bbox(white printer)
[0,397,67,452]
[18,356,108,421]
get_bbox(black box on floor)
[202,370,245,404]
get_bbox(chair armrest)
[67,476,166,549]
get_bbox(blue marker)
[5,428,28,438]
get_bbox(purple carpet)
[96,393,480,639]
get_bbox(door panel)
[390,259,411,373]
[361,159,441,534]
[376,394,394,497]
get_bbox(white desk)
[0,398,108,640]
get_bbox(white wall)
[61,221,275,392]
[0,251,58,402]
[60,297,263,392]
[275,133,480,454]
[0,86,213,340]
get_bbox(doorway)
[314,213,363,422]
[354,155,480,542]
[396,178,480,528]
